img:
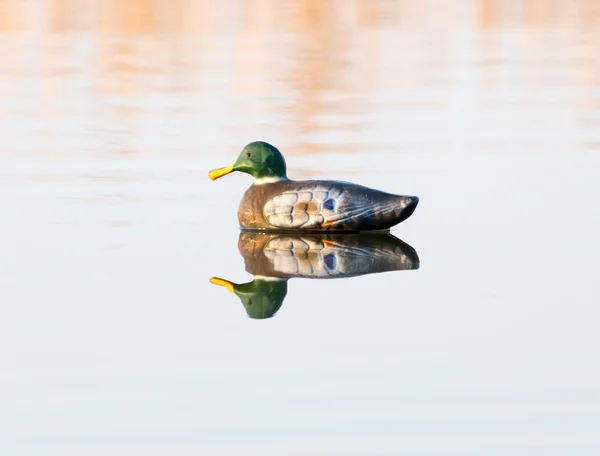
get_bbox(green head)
[210,276,288,319]
[208,141,288,181]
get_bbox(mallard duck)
[210,232,419,319]
[209,141,419,231]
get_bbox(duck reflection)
[210,232,419,319]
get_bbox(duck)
[208,141,419,232]
[210,231,419,319]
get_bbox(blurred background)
[1,1,599,455]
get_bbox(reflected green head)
[234,279,288,319]
[210,276,288,319]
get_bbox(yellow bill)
[210,276,236,294]
[208,164,235,181]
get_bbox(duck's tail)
[359,194,419,230]
[390,195,419,224]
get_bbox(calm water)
[1,1,600,454]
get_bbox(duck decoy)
[210,232,419,319]
[208,141,419,232]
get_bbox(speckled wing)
[263,182,369,229]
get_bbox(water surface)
[1,1,600,454]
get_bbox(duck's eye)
[247,298,253,305]
[246,152,251,158]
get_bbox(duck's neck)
[253,176,288,185]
